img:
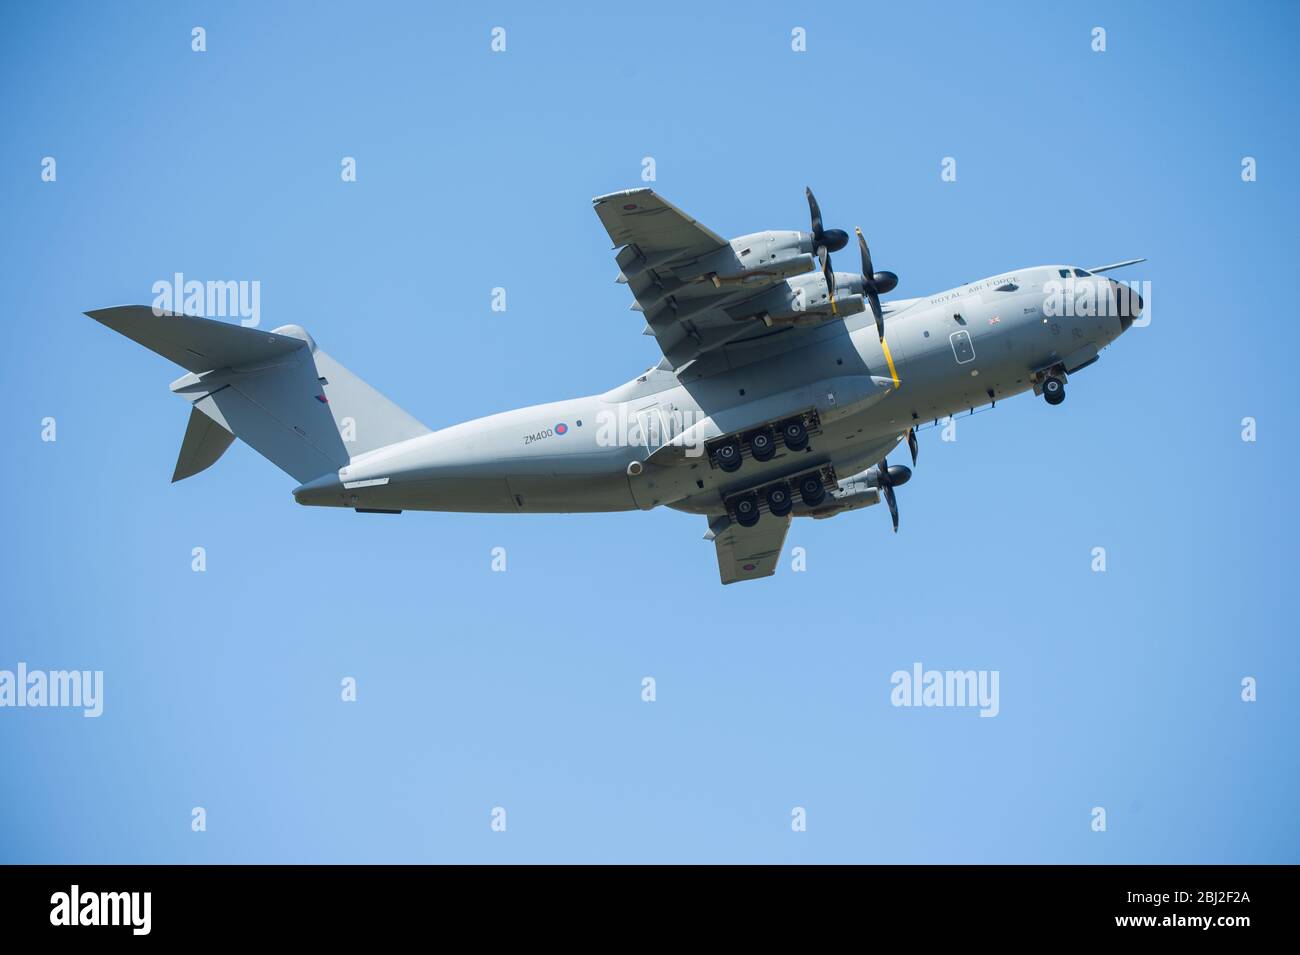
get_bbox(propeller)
[805,187,848,306]
[871,456,912,533]
[906,427,919,467]
[878,457,900,532]
[854,227,899,341]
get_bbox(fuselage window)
[949,329,975,364]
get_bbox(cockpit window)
[1073,268,1091,277]
[1058,269,1070,278]
[995,282,1019,292]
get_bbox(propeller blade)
[807,188,847,251]
[877,456,900,531]
[807,189,847,313]
[866,289,884,338]
[806,187,824,236]
[810,192,837,304]
[856,227,885,338]
[856,227,875,279]
[882,483,899,532]
[907,428,919,466]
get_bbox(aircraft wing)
[708,514,791,585]
[593,189,813,371]
[593,188,728,260]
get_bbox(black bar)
[0,865,1285,940]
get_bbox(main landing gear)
[706,412,819,473]
[765,483,793,517]
[715,438,743,472]
[1042,374,1065,406]
[781,418,809,452]
[734,493,760,527]
[797,472,826,508]
[722,466,833,528]
[748,427,777,462]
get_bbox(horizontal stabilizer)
[173,406,235,482]
[85,306,304,373]
[86,304,431,485]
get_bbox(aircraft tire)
[749,428,777,462]
[734,494,761,527]
[766,483,793,518]
[798,473,826,508]
[716,439,743,472]
[1043,376,1065,405]
[781,419,809,452]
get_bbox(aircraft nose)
[1110,279,1143,330]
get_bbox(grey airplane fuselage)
[293,265,1134,515]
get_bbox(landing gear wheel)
[734,493,761,528]
[765,483,793,518]
[715,439,743,472]
[797,473,826,508]
[781,418,809,452]
[748,428,776,462]
[1043,376,1066,406]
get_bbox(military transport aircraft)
[87,188,1144,583]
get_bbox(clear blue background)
[2,0,1296,863]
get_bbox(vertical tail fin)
[308,349,430,458]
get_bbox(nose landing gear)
[1042,375,1066,406]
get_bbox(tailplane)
[86,306,430,483]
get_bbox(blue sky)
[1,0,1296,862]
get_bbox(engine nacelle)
[856,463,912,488]
[676,231,817,288]
[729,271,865,327]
